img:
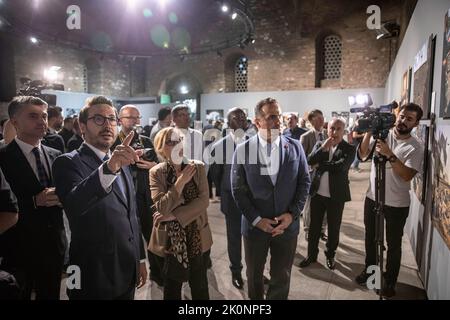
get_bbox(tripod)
[373,150,387,300]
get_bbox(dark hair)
[171,104,189,118]
[79,95,114,124]
[47,106,63,120]
[8,96,48,119]
[0,118,8,127]
[158,106,172,121]
[307,109,323,122]
[400,103,423,121]
[255,98,279,118]
[63,116,74,124]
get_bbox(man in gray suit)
[300,109,328,241]
[231,98,310,300]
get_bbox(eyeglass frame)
[165,138,183,147]
[87,114,118,126]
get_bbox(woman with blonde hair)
[149,127,212,300]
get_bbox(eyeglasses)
[120,116,142,121]
[87,114,118,126]
[165,139,182,147]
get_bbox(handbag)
[148,222,168,257]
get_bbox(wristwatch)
[388,155,397,163]
[102,162,119,175]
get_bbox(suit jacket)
[300,129,327,157]
[59,128,73,147]
[67,134,83,152]
[42,131,65,153]
[283,126,307,140]
[0,141,66,265]
[52,143,145,299]
[231,135,311,237]
[111,133,157,241]
[307,140,356,202]
[148,160,213,257]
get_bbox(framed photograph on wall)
[413,35,436,120]
[440,9,450,118]
[400,67,412,107]
[412,124,430,204]
[206,109,224,121]
[431,124,450,250]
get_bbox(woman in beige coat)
[149,127,212,300]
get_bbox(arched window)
[235,56,248,92]
[323,35,342,80]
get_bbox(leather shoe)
[355,269,370,286]
[320,233,328,241]
[381,282,396,298]
[299,256,317,268]
[326,257,336,270]
[232,274,244,289]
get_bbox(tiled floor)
[61,162,427,300]
[133,162,427,300]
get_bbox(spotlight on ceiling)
[231,12,237,20]
[43,66,61,82]
[30,36,39,44]
[180,85,189,94]
[221,4,229,13]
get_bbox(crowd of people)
[0,95,424,300]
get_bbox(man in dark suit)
[67,117,83,152]
[0,96,66,300]
[231,98,311,300]
[59,116,75,148]
[42,106,65,153]
[299,118,355,270]
[52,96,147,300]
[283,113,307,140]
[210,107,255,289]
[112,104,163,286]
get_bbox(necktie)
[103,154,127,199]
[318,132,324,141]
[32,147,51,187]
[266,142,272,158]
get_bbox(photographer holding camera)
[112,105,164,286]
[355,103,424,298]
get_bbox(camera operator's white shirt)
[366,131,423,207]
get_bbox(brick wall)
[8,0,410,101]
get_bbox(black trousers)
[364,197,409,285]
[163,255,209,300]
[223,193,243,275]
[244,231,297,300]
[308,194,345,259]
[137,191,164,282]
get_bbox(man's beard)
[396,124,413,135]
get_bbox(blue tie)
[32,147,51,187]
[103,154,127,199]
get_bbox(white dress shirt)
[252,134,281,227]
[317,145,337,198]
[15,137,50,180]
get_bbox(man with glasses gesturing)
[53,96,147,300]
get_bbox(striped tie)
[32,147,51,187]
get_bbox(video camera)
[130,125,158,163]
[350,102,398,140]
[17,77,63,105]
